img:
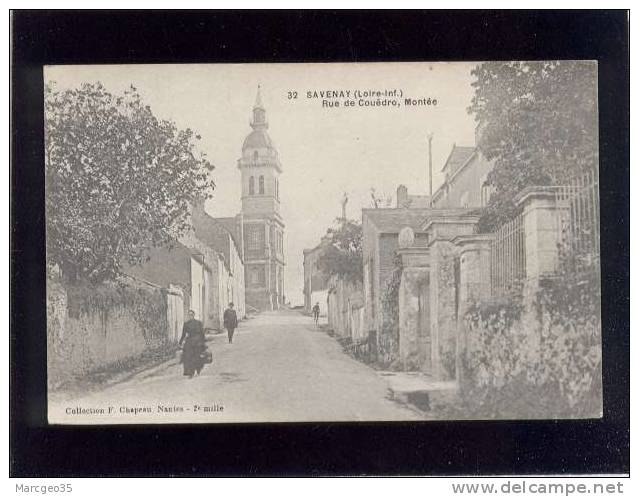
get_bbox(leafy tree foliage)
[469,61,598,231]
[316,218,363,284]
[45,82,215,282]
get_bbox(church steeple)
[251,85,268,130]
[237,87,285,311]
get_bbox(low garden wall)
[47,275,172,389]
[457,268,602,419]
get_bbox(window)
[253,150,259,162]
[259,175,265,194]
[275,178,279,199]
[247,226,263,251]
[249,176,255,195]
[250,267,264,285]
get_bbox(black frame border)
[10,10,630,476]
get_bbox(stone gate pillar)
[515,187,563,282]
[423,215,479,381]
[397,227,430,371]
[452,234,493,385]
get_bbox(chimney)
[396,185,408,208]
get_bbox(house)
[361,201,482,368]
[361,207,432,364]
[431,143,494,209]
[122,235,216,327]
[124,201,246,333]
[192,202,246,328]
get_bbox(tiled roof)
[404,195,431,208]
[192,213,242,266]
[213,217,241,245]
[363,207,478,234]
[441,145,475,175]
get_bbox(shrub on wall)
[65,277,167,342]
[379,254,402,368]
[533,248,602,414]
[457,260,601,419]
[47,276,172,389]
[463,296,525,391]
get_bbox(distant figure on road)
[179,310,206,378]
[312,302,320,325]
[224,302,238,344]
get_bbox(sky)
[46,62,479,305]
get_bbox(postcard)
[45,61,601,424]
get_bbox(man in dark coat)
[223,302,238,344]
[179,310,206,378]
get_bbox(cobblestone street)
[49,310,424,424]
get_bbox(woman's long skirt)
[182,338,205,377]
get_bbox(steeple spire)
[254,84,264,109]
[251,84,268,130]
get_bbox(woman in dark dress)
[179,310,206,378]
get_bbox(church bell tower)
[237,86,285,310]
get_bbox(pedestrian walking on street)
[224,302,238,344]
[179,310,206,378]
[312,302,320,326]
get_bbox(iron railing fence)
[552,169,600,267]
[488,169,599,297]
[490,213,526,297]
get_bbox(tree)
[468,61,598,231]
[45,82,215,282]
[316,218,363,284]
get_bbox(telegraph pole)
[427,133,434,207]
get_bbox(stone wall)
[326,277,363,339]
[47,276,170,389]
[458,279,602,418]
